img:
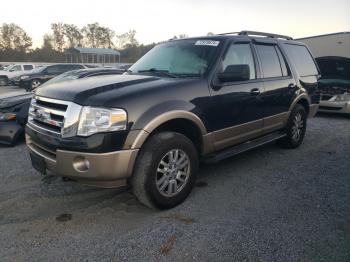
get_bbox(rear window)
[284,44,318,76]
[23,65,33,70]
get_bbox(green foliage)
[0,23,32,52]
[0,22,160,63]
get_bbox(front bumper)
[318,100,350,114]
[26,134,139,188]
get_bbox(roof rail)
[218,30,293,40]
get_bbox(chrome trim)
[28,96,82,138]
[32,103,65,116]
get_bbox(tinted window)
[284,44,318,76]
[46,65,61,74]
[70,64,84,70]
[275,47,289,76]
[23,65,33,71]
[255,44,283,78]
[222,43,256,79]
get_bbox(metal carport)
[65,47,121,65]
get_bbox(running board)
[203,132,286,164]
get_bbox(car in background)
[316,56,350,114]
[17,64,86,90]
[0,67,124,146]
[0,64,36,86]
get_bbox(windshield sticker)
[195,40,220,47]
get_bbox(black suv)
[26,31,320,209]
[18,64,85,90]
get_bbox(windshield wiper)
[137,68,178,78]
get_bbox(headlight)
[0,112,16,121]
[77,107,127,136]
[334,93,350,102]
[20,75,29,80]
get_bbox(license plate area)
[30,152,47,175]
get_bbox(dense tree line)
[0,22,153,63]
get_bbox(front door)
[208,41,264,151]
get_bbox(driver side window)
[222,43,256,80]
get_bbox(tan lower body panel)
[26,134,138,187]
[210,119,263,151]
[262,112,290,135]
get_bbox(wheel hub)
[155,149,190,197]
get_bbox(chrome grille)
[27,96,82,138]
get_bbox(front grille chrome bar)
[27,96,82,138]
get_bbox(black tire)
[30,79,42,90]
[131,132,198,209]
[0,76,9,86]
[279,104,307,148]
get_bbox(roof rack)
[218,30,293,40]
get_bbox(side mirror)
[217,64,250,83]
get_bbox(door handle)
[250,88,260,95]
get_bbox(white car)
[0,64,36,86]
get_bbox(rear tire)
[279,104,307,148]
[131,132,198,209]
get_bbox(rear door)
[253,42,296,134]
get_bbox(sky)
[1,0,349,48]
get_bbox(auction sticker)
[195,40,220,46]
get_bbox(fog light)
[73,157,90,172]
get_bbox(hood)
[0,93,33,109]
[35,74,163,105]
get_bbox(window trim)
[254,43,288,80]
[215,40,260,86]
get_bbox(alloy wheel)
[155,149,190,197]
[291,112,304,141]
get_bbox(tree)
[51,23,65,52]
[116,30,139,49]
[97,26,115,48]
[0,23,32,52]
[82,23,100,48]
[42,34,54,49]
[63,24,83,48]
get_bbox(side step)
[203,132,286,164]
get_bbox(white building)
[297,32,350,58]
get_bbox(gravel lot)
[0,114,349,261]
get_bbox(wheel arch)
[289,94,311,115]
[124,110,213,155]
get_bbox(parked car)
[0,67,124,146]
[316,56,350,114]
[0,64,36,86]
[26,31,320,209]
[18,64,86,90]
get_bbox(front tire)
[131,132,198,209]
[279,104,307,148]
[30,79,42,90]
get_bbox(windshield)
[128,39,220,77]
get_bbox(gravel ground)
[0,114,349,262]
